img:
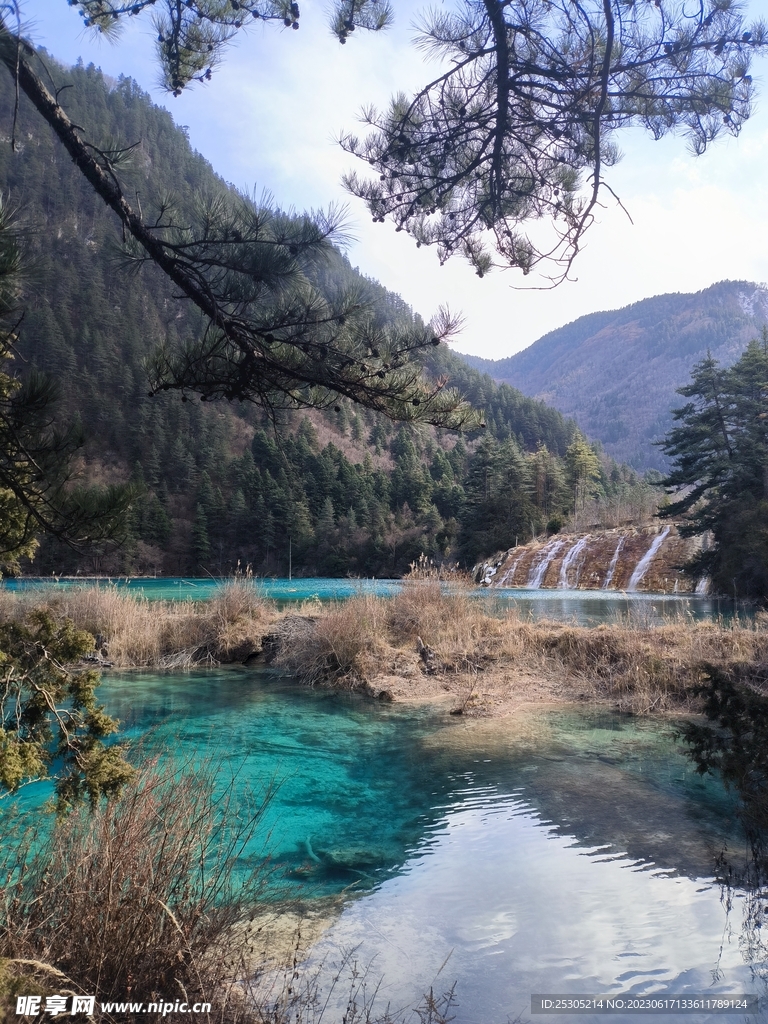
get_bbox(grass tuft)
[0,582,273,668]
[2,581,767,713]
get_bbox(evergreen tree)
[191,502,211,569]
[317,496,337,535]
[0,48,629,578]
[0,201,134,573]
[0,612,134,807]
[659,335,768,600]
[228,488,248,547]
[0,0,763,433]
[566,435,602,513]
[138,493,172,546]
[459,435,541,562]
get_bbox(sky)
[21,0,768,360]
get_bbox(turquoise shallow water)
[9,669,766,1021]
[92,669,744,888]
[1,575,738,624]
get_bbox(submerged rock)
[286,837,394,884]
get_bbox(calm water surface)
[54,669,767,1022]
[1,575,743,625]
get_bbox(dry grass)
[386,581,501,655]
[0,581,275,668]
[275,582,768,715]
[275,583,505,691]
[274,597,388,687]
[3,581,767,714]
[509,617,768,712]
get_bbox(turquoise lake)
[27,666,765,1023]
[1,575,742,625]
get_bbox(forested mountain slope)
[460,282,768,470]
[0,54,637,576]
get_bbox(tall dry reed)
[0,582,274,667]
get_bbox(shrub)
[0,760,273,1022]
[275,597,387,687]
[0,611,133,809]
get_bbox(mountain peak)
[458,280,768,470]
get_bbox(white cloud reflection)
[307,800,757,1024]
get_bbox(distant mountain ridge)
[458,281,768,470]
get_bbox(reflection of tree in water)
[678,666,768,986]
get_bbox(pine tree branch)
[0,28,240,344]
[0,25,478,429]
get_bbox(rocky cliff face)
[473,526,706,593]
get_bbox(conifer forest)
[0,58,647,579]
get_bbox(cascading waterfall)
[527,539,566,589]
[602,535,625,590]
[480,564,499,585]
[473,524,693,594]
[695,577,710,595]
[498,550,525,587]
[558,536,590,589]
[627,528,671,591]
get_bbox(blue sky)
[23,0,768,358]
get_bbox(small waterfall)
[527,539,566,589]
[695,577,710,595]
[558,536,590,589]
[480,565,498,585]
[627,527,671,592]
[498,550,525,587]
[602,535,625,590]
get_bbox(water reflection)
[440,713,742,881]
[306,706,763,1022]
[480,588,753,626]
[677,667,768,993]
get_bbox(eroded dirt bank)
[3,580,760,717]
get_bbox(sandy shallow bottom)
[369,665,591,717]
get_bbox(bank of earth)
[3,582,766,718]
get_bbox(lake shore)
[3,582,766,1020]
[2,580,766,715]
